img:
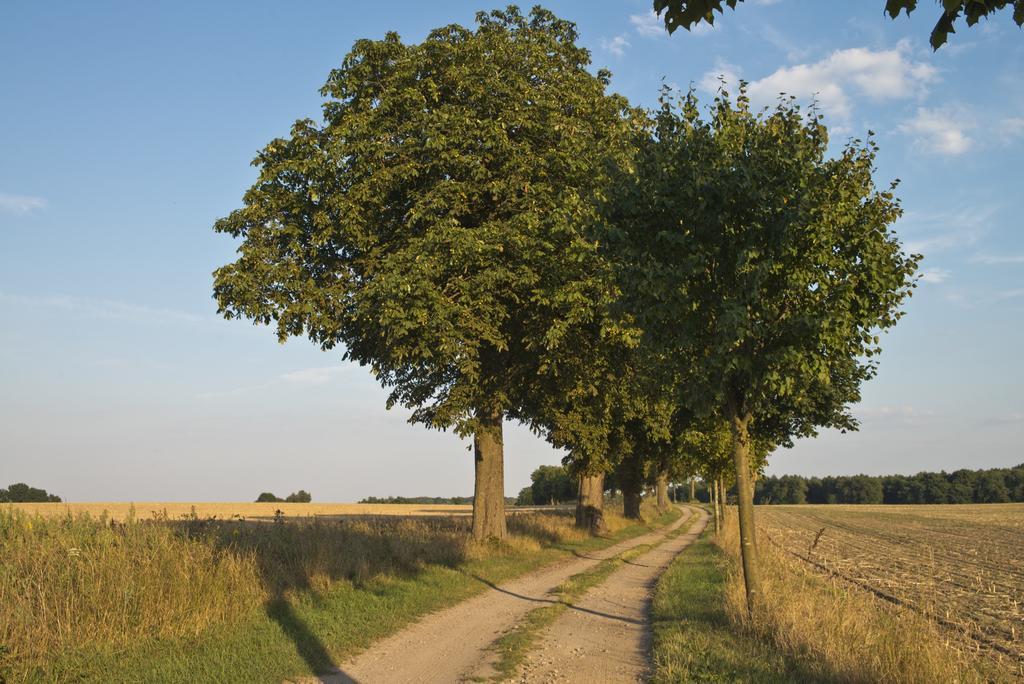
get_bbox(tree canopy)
[213,6,637,540]
[0,483,61,503]
[606,85,919,611]
[652,0,1023,49]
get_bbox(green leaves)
[656,0,1024,49]
[213,7,634,436]
[610,84,919,451]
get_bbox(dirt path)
[300,508,698,684]
[510,507,709,683]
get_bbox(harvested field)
[757,504,1024,676]
[4,501,475,521]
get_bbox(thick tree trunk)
[472,409,507,541]
[730,408,761,615]
[656,469,670,511]
[689,477,696,502]
[618,454,644,520]
[575,473,606,534]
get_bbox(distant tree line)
[359,495,475,505]
[748,465,1024,504]
[0,482,61,503]
[255,490,312,503]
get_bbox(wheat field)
[4,501,474,521]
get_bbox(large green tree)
[212,7,633,540]
[652,0,1023,49]
[611,86,919,612]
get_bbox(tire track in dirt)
[505,507,709,683]
[296,508,696,684]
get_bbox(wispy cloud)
[1000,117,1024,141]
[197,364,358,400]
[970,253,1024,265]
[855,404,938,427]
[899,205,996,255]
[980,411,1024,427]
[600,34,630,57]
[899,106,974,155]
[0,193,46,214]
[0,291,205,324]
[630,10,665,38]
[699,41,936,122]
[919,267,950,284]
[280,365,352,386]
[752,23,812,62]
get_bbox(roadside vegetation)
[0,503,673,683]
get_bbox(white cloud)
[630,11,665,38]
[996,288,1024,300]
[280,366,350,385]
[898,107,973,155]
[970,253,1024,265]
[700,42,937,122]
[600,34,630,57]
[919,267,950,284]
[0,193,46,214]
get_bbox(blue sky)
[1,1,1021,501]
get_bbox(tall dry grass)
[0,506,593,676]
[715,508,999,683]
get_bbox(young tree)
[212,8,633,540]
[613,87,919,612]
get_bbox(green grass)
[488,506,686,681]
[650,526,819,683]
[3,507,681,683]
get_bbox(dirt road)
[300,506,706,684]
[510,507,709,682]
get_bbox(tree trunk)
[618,454,644,520]
[730,408,761,615]
[575,473,606,534]
[689,477,695,502]
[472,409,507,541]
[656,469,670,511]
[711,478,720,535]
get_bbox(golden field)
[3,501,473,521]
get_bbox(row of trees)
[255,490,312,503]
[0,482,62,503]
[214,6,918,613]
[751,465,1024,504]
[358,495,475,504]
